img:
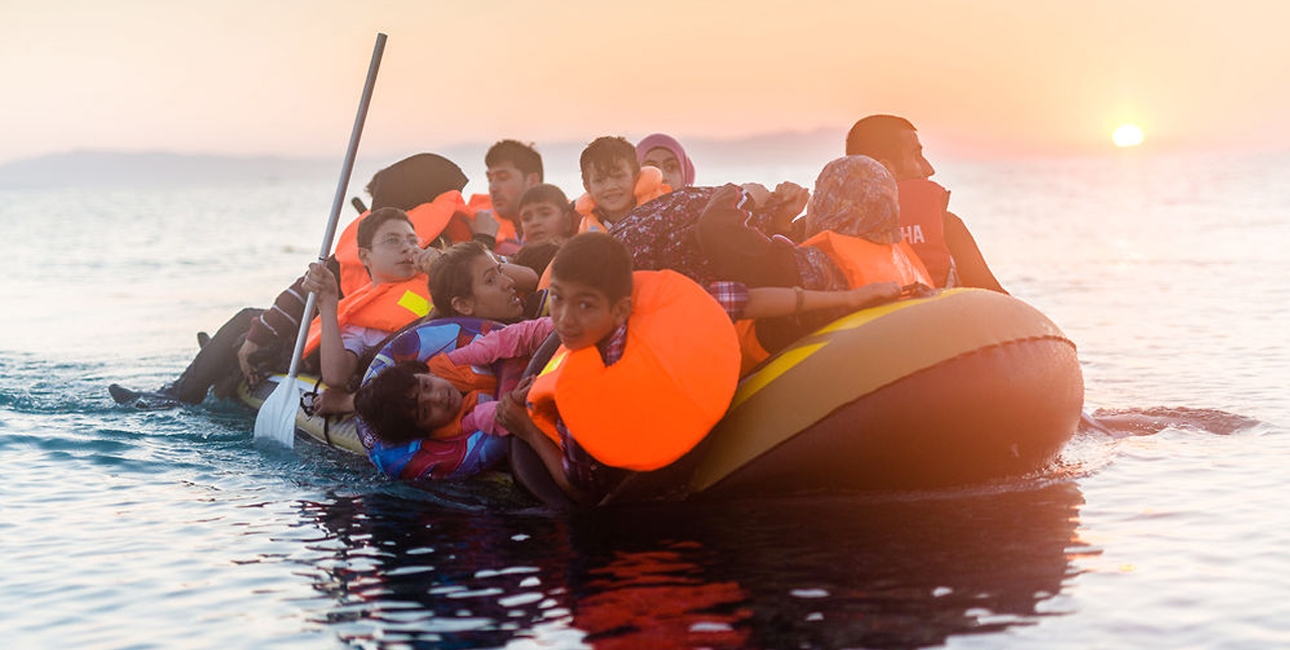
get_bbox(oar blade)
[254,378,299,448]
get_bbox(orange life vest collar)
[334,191,469,296]
[801,230,933,289]
[526,270,741,471]
[303,275,432,358]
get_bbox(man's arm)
[943,211,1008,294]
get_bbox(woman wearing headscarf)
[636,133,696,190]
[697,155,933,350]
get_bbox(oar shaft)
[316,33,386,262]
[282,33,386,383]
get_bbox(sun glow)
[1113,124,1145,147]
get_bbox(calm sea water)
[1,151,1287,649]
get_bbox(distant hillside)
[0,151,338,188]
[0,129,844,189]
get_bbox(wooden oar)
[254,33,387,448]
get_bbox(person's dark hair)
[518,184,577,237]
[427,241,492,317]
[366,153,468,211]
[579,136,640,184]
[550,232,633,303]
[485,139,544,181]
[845,115,917,160]
[510,240,561,276]
[354,360,427,445]
[356,207,413,249]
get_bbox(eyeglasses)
[372,235,420,250]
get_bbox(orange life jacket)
[733,319,771,376]
[898,178,955,288]
[334,191,470,296]
[574,166,671,233]
[526,270,741,471]
[419,354,499,441]
[800,231,933,289]
[303,275,432,358]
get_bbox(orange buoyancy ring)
[800,230,933,289]
[897,178,954,288]
[303,275,433,358]
[526,270,741,471]
[575,166,671,233]
[334,191,470,296]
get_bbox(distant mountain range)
[0,128,843,188]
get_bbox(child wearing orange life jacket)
[497,233,902,507]
[299,208,435,413]
[109,155,464,410]
[573,136,670,233]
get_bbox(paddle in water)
[255,33,387,448]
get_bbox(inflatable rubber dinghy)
[239,290,1083,505]
[239,374,365,453]
[514,288,1085,505]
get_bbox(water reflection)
[295,479,1090,649]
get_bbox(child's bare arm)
[302,262,360,387]
[742,282,902,319]
[496,377,583,501]
[444,317,555,367]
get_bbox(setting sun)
[1113,124,1145,147]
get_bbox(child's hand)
[301,261,340,301]
[302,262,340,303]
[768,181,809,229]
[414,246,442,274]
[845,281,901,309]
[496,376,537,439]
[899,282,937,299]
[472,209,501,238]
[312,388,355,415]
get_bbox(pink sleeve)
[461,400,509,437]
[445,317,555,367]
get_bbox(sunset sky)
[4,0,1290,165]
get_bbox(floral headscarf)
[805,155,900,244]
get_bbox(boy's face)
[548,276,632,351]
[641,147,684,190]
[411,372,462,430]
[450,253,525,321]
[519,200,570,245]
[359,219,420,284]
[583,158,637,218]
[486,161,539,219]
